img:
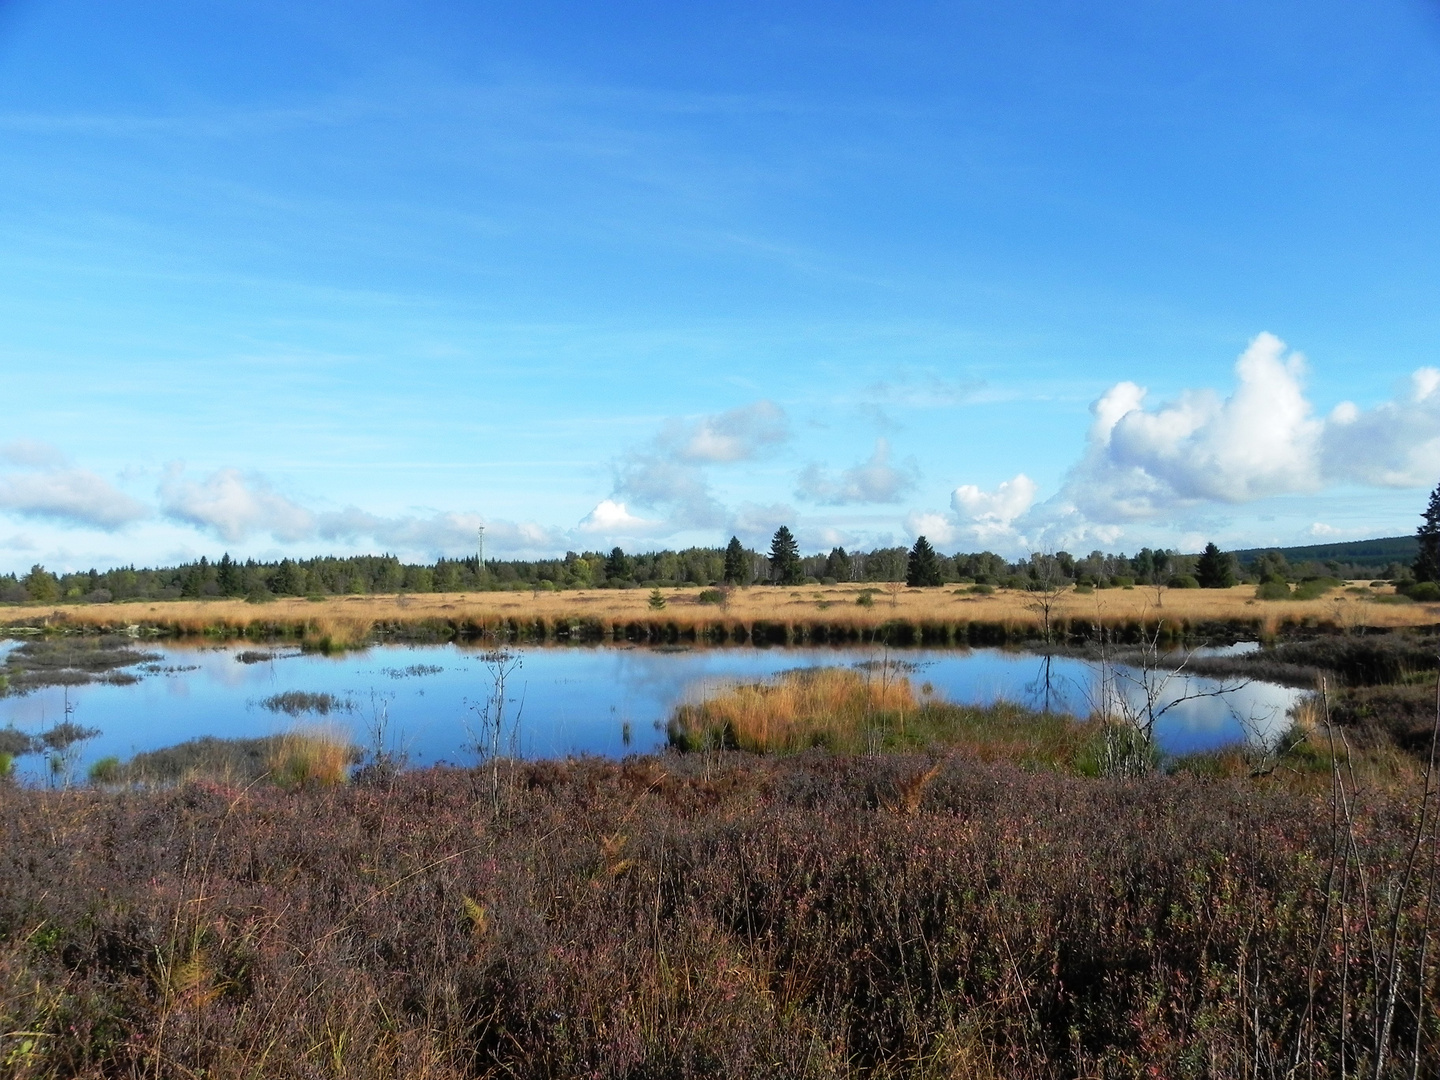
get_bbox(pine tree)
[1195,542,1236,589]
[905,536,942,587]
[1415,480,1440,584]
[723,536,748,585]
[768,526,802,585]
[825,546,851,583]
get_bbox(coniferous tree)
[723,536,748,585]
[1195,542,1236,589]
[604,546,630,584]
[768,526,802,585]
[905,536,942,587]
[825,546,851,582]
[1413,481,1440,584]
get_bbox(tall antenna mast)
[477,524,485,570]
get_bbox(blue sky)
[2,0,1439,572]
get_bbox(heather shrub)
[0,754,1436,1077]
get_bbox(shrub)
[696,589,723,605]
[3,756,1436,1076]
[1401,580,1440,602]
[1167,574,1200,589]
[856,591,875,607]
[87,756,122,785]
[1256,580,1292,600]
[0,752,11,780]
[1293,576,1343,600]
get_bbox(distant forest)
[0,535,1415,605]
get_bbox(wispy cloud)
[0,441,148,530]
[795,439,919,505]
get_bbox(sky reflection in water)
[0,641,1302,779]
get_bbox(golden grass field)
[9,580,1437,641]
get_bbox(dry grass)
[13,581,1438,640]
[670,666,917,751]
[265,725,355,788]
[669,666,1100,768]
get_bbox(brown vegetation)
[668,666,1101,769]
[10,582,1437,647]
[1,747,1438,1078]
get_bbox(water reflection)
[0,640,1302,779]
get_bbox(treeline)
[0,536,1387,605]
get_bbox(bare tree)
[466,647,525,814]
[1088,605,1248,776]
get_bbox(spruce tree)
[1414,481,1440,584]
[768,526,802,585]
[906,536,942,587]
[825,546,851,582]
[1195,542,1236,589]
[723,536,748,585]
[604,546,629,584]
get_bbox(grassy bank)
[6,582,1437,649]
[1,749,1437,1078]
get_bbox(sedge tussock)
[266,725,355,788]
[670,667,916,752]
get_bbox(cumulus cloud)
[796,439,919,505]
[1066,333,1324,522]
[0,441,148,530]
[904,474,1038,550]
[577,499,662,536]
[916,332,1440,556]
[1321,367,1440,487]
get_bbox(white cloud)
[796,439,919,505]
[952,473,1038,526]
[160,466,316,543]
[159,465,561,555]
[0,441,148,530]
[904,473,1039,551]
[1045,334,1440,533]
[657,400,789,464]
[610,399,791,534]
[577,499,661,535]
[918,332,1440,556]
[1066,333,1324,522]
[1321,366,1440,487]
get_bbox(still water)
[0,640,1301,779]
